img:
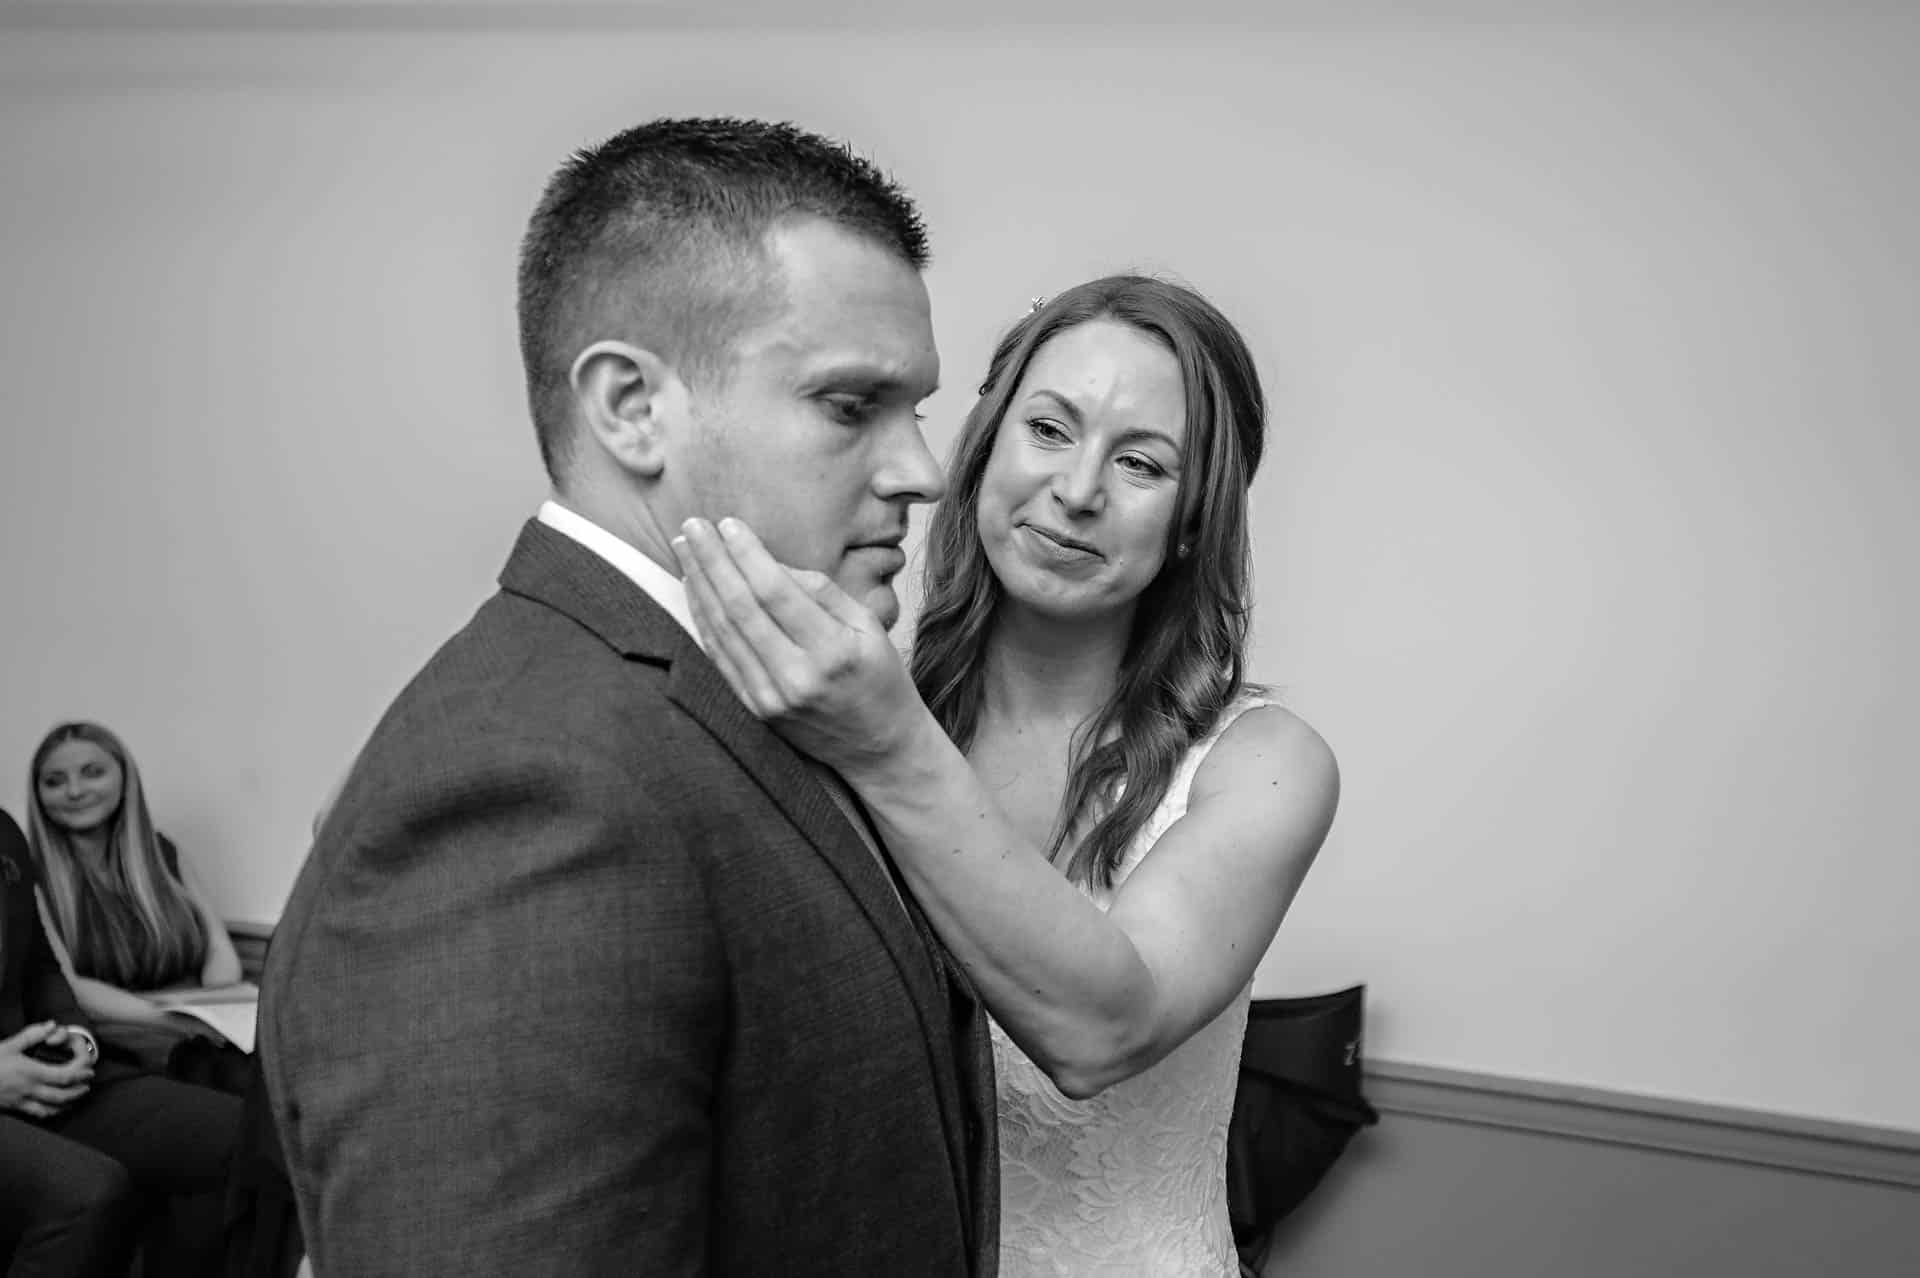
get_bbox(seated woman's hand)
[0,1021,93,1120]
[674,516,924,775]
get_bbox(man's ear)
[569,339,683,480]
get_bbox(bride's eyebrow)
[1114,425,1181,452]
[1026,389,1085,421]
[1026,390,1177,450]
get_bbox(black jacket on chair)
[1227,985,1380,1262]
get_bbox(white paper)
[152,985,259,1053]
[163,1003,256,1053]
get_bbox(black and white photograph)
[1,2,1914,1274]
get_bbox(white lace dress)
[991,695,1269,1276]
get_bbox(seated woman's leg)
[52,1074,243,1275]
[0,1112,141,1278]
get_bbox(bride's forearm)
[844,716,1159,1097]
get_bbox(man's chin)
[858,581,902,632]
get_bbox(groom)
[261,118,997,1276]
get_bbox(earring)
[1177,541,1191,558]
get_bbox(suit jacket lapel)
[664,654,950,1034]
[671,657,989,1250]
[961,1000,999,1273]
[901,895,999,1269]
[498,519,689,667]
[825,786,993,1248]
[500,521,977,1211]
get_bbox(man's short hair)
[516,117,930,479]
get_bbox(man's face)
[671,219,945,629]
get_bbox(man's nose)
[874,413,948,505]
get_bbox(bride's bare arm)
[676,517,1338,1097]
[859,706,1334,1096]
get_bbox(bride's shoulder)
[1192,697,1339,814]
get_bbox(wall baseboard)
[1365,1056,1920,1190]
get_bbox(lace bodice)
[991,695,1268,1276]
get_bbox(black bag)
[1226,985,1380,1263]
[94,1016,253,1096]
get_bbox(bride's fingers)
[712,517,852,648]
[675,521,775,640]
[678,520,811,664]
[682,519,866,705]
[797,569,879,634]
[676,539,784,715]
[688,586,775,717]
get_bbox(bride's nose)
[1050,450,1106,516]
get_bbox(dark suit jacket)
[262,520,998,1277]
[0,810,91,1043]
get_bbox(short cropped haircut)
[516,117,930,478]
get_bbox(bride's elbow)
[1026,962,1165,1099]
[1046,1064,1121,1101]
[1024,1037,1102,1099]
[1040,1027,1158,1100]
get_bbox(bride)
[675,274,1339,1276]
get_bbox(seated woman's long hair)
[27,721,209,989]
[911,275,1268,888]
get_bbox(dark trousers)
[223,1054,305,1278]
[0,1073,241,1278]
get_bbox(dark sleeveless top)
[70,833,207,991]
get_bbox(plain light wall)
[1,7,1914,1129]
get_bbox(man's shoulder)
[360,599,714,781]
[385,586,638,713]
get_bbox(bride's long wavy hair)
[910,275,1268,887]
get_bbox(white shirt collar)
[535,499,702,647]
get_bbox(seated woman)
[25,722,250,1073]
[1,806,240,1276]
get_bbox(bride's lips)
[1021,523,1103,561]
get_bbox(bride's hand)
[673,517,924,774]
